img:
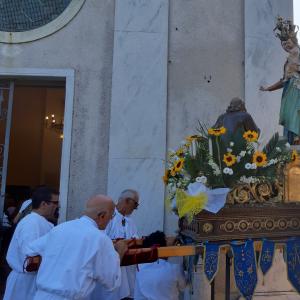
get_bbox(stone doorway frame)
[0,67,75,222]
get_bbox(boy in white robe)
[134,231,187,300]
[26,194,128,300]
[91,189,139,300]
[3,187,59,300]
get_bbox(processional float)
[161,15,300,299]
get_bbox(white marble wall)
[107,0,169,235]
[245,0,293,144]
[165,0,245,235]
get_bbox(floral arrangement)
[163,124,296,205]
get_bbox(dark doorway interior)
[0,81,65,298]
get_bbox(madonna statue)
[260,16,300,144]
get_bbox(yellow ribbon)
[176,189,208,223]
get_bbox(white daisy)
[245,163,252,170]
[240,151,246,157]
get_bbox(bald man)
[92,189,139,300]
[26,195,128,300]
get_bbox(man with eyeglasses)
[26,194,127,300]
[3,186,59,300]
[91,189,140,300]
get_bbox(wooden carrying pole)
[25,241,286,272]
[156,241,286,258]
[158,245,201,257]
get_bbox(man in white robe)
[91,189,139,300]
[134,231,187,300]
[26,194,128,300]
[3,187,59,300]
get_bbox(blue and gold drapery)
[259,239,275,275]
[204,242,220,282]
[286,238,300,293]
[231,240,257,300]
[190,237,300,298]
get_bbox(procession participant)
[26,194,127,300]
[134,231,187,300]
[14,186,59,225]
[3,186,59,300]
[91,189,139,300]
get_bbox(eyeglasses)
[128,198,139,209]
[97,211,116,219]
[46,200,59,205]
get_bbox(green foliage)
[263,133,279,155]
[164,123,293,191]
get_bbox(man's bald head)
[85,194,114,213]
[84,194,115,229]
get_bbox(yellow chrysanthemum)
[243,130,258,142]
[173,158,184,172]
[176,147,185,157]
[162,170,170,185]
[223,153,237,166]
[208,127,227,136]
[252,151,267,167]
[292,150,298,161]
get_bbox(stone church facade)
[0,1,297,298]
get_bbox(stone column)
[107,0,169,235]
